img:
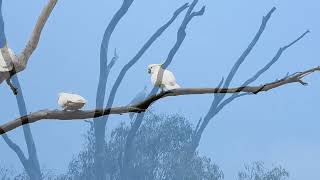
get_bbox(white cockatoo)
[0,44,19,94]
[58,92,87,111]
[147,64,181,91]
[0,45,16,72]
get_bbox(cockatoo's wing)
[163,70,177,85]
[58,95,67,106]
[161,69,181,90]
[58,92,87,110]
[164,83,181,90]
[68,94,87,103]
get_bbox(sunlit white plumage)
[58,92,87,111]
[0,46,16,72]
[147,64,181,91]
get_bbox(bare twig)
[1,134,28,168]
[107,48,119,70]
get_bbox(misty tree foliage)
[0,165,13,180]
[0,114,290,180]
[0,165,54,180]
[62,113,224,180]
[238,161,289,180]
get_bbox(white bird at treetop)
[58,92,87,111]
[147,64,181,91]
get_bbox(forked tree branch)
[0,0,57,85]
[191,7,310,151]
[0,66,318,135]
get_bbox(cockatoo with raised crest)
[147,64,181,91]
[58,92,87,111]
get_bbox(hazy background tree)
[63,113,224,180]
[238,162,289,180]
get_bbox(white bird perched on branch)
[0,45,15,72]
[58,92,87,111]
[0,44,18,94]
[148,64,181,91]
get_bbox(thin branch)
[222,7,276,91]
[6,79,18,95]
[218,30,311,106]
[242,30,310,88]
[1,134,28,168]
[18,0,58,71]
[11,75,42,177]
[193,30,310,148]
[0,0,6,48]
[1,66,318,134]
[194,117,203,135]
[107,48,119,71]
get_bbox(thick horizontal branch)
[0,66,318,134]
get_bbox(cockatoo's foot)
[6,79,18,95]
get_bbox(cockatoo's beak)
[148,68,151,74]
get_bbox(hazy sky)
[0,0,319,179]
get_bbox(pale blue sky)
[0,0,319,179]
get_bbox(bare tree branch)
[191,28,310,152]
[221,7,276,93]
[7,0,57,79]
[107,48,119,71]
[11,75,42,178]
[1,134,28,169]
[0,66,318,135]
